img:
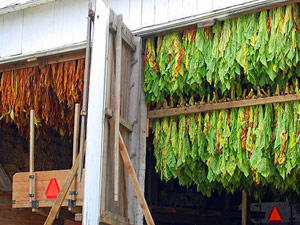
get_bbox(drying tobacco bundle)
[152,82,300,197]
[145,3,300,197]
[144,4,300,104]
[0,59,85,138]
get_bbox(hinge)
[31,200,39,209]
[29,175,34,179]
[88,9,95,21]
[29,193,34,197]
[12,200,15,204]
[68,199,76,208]
[69,191,78,195]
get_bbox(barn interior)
[145,132,300,225]
[0,55,85,225]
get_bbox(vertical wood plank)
[29,110,36,212]
[168,0,183,21]
[127,36,144,225]
[82,1,109,224]
[104,31,117,213]
[129,0,142,30]
[136,62,148,225]
[196,0,212,14]
[154,0,169,25]
[109,0,130,26]
[62,0,87,46]
[69,103,80,210]
[29,109,35,177]
[1,10,23,57]
[100,31,114,213]
[22,4,55,54]
[53,0,64,48]
[101,117,109,211]
[141,0,155,27]
[40,3,55,50]
[182,0,197,17]
[113,14,123,202]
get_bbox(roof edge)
[133,0,298,36]
[0,0,57,16]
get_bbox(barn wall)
[0,0,87,59]
[104,0,254,30]
[1,0,262,59]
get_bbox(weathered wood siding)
[102,16,136,223]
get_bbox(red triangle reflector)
[45,178,60,199]
[269,206,282,223]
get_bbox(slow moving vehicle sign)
[268,206,282,223]
[45,178,61,199]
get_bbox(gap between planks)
[147,94,300,119]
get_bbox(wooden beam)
[43,148,84,225]
[12,199,83,208]
[105,107,133,132]
[119,132,155,225]
[29,109,37,212]
[113,14,123,202]
[0,50,85,73]
[147,94,300,119]
[69,103,80,211]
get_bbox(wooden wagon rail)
[147,93,300,119]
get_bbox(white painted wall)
[0,0,270,59]
[0,0,87,58]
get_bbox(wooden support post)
[69,103,80,211]
[82,2,109,223]
[44,146,85,225]
[242,190,247,225]
[29,109,37,212]
[113,14,123,202]
[119,132,155,225]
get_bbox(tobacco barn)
[1,0,300,225]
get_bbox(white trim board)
[0,41,86,65]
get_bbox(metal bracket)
[31,200,39,209]
[29,193,34,197]
[69,191,78,195]
[68,199,76,208]
[88,9,95,21]
[12,200,15,204]
[29,175,34,179]
[80,110,87,116]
